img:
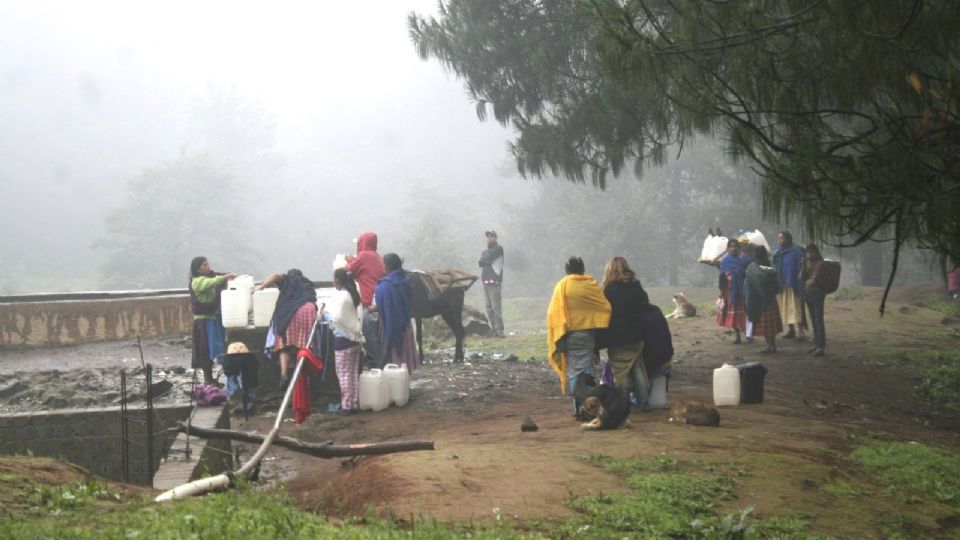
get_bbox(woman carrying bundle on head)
[716,239,748,343]
[255,269,317,390]
[321,268,365,415]
[375,253,420,371]
[189,256,236,385]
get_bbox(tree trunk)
[667,176,682,286]
[171,422,435,458]
[860,242,883,286]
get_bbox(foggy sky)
[0,1,528,292]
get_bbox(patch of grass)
[917,328,960,340]
[1,482,541,539]
[462,333,546,362]
[832,286,866,301]
[822,481,870,499]
[571,455,820,539]
[870,349,960,409]
[851,441,960,509]
[924,297,960,318]
[915,364,960,410]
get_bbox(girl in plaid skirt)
[745,247,784,353]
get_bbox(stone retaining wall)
[0,295,191,348]
[0,405,192,485]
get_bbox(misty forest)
[1,1,959,539]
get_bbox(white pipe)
[155,319,325,503]
[154,473,231,502]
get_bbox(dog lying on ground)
[666,292,697,319]
[573,373,631,430]
[669,400,721,427]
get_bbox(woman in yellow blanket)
[546,256,612,418]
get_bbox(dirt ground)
[264,285,960,536]
[2,285,959,537]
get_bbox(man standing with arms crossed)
[479,230,505,337]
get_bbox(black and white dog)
[573,373,631,430]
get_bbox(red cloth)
[291,347,325,424]
[949,267,960,292]
[751,300,784,337]
[346,232,384,307]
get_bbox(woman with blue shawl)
[773,231,806,339]
[375,253,420,371]
[715,239,748,343]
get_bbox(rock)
[521,416,539,432]
[0,380,27,399]
[464,320,492,336]
[145,379,174,398]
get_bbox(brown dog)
[666,292,697,319]
[669,401,720,427]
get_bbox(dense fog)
[0,1,939,298]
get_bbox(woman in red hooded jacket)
[345,232,384,369]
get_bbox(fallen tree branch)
[171,422,435,458]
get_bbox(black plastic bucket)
[736,362,767,404]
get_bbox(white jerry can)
[383,363,411,407]
[713,363,741,407]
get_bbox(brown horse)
[409,270,478,363]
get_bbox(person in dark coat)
[478,230,505,337]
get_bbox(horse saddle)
[411,269,478,302]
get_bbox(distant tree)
[410,0,960,312]
[504,142,769,295]
[96,153,257,288]
[395,180,474,271]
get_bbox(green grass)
[0,478,536,540]
[870,348,960,410]
[567,455,822,539]
[1,455,826,540]
[924,297,960,318]
[832,286,867,301]
[850,441,960,509]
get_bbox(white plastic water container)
[252,288,279,327]
[358,369,390,412]
[383,363,411,407]
[648,374,668,409]
[333,254,348,271]
[228,275,255,313]
[713,363,741,407]
[221,289,249,328]
[698,235,729,263]
[740,230,771,252]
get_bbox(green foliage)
[95,152,261,289]
[851,441,960,509]
[410,0,960,273]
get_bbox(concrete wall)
[0,405,191,485]
[0,295,191,348]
